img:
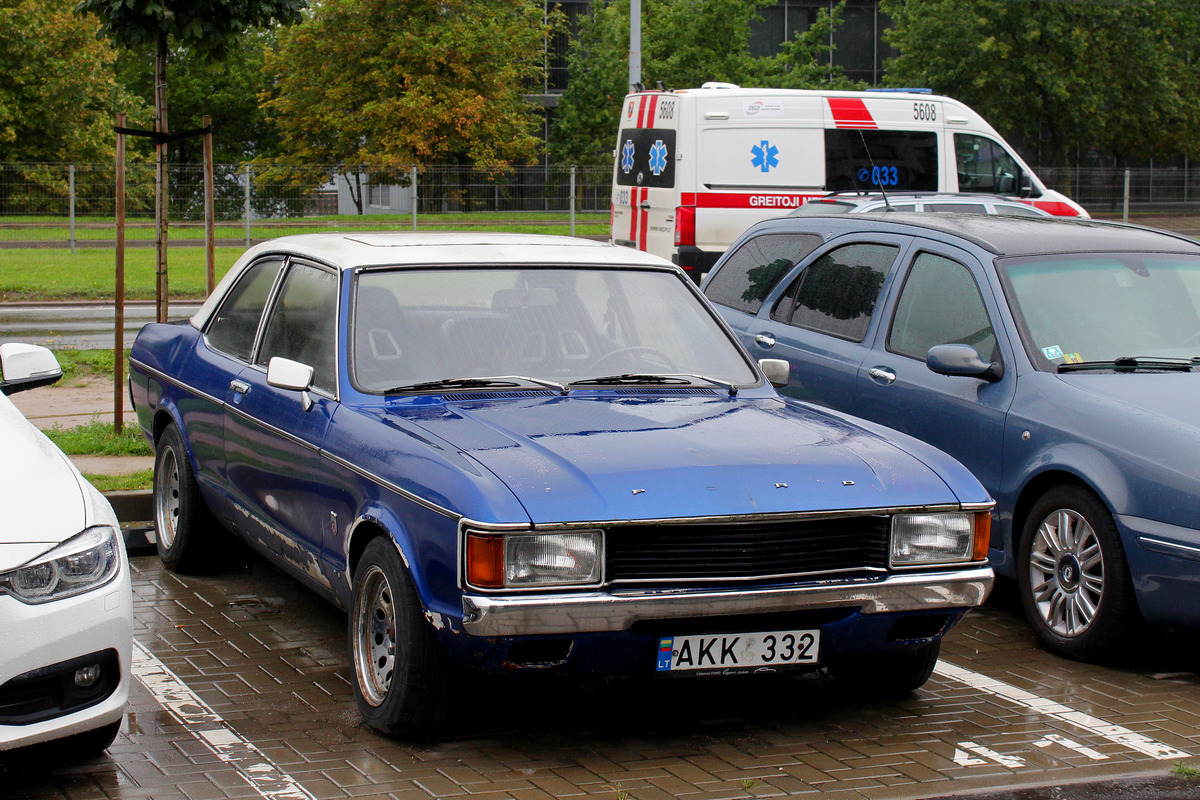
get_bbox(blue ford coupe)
[703,214,1200,661]
[130,232,993,735]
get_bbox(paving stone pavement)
[3,543,1199,800]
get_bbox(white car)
[0,343,131,754]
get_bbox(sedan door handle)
[639,201,651,210]
[230,380,250,395]
[868,367,897,385]
[754,334,776,348]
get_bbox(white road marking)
[1035,733,1109,760]
[936,661,1189,760]
[131,641,315,800]
[958,741,1026,769]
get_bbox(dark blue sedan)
[130,232,992,735]
[703,213,1200,661]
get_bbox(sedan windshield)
[352,267,758,392]
[1000,252,1200,366]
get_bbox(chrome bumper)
[460,566,994,637]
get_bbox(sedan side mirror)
[0,343,63,395]
[926,344,1004,383]
[759,358,790,388]
[267,356,316,411]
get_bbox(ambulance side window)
[955,133,1025,195]
[704,233,824,315]
[825,130,938,192]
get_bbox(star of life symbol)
[648,140,668,176]
[751,139,779,173]
[621,140,636,173]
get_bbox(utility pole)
[629,0,641,89]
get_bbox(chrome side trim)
[133,359,460,521]
[1138,536,1200,563]
[460,565,994,636]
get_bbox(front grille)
[606,516,891,585]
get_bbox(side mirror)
[0,343,63,395]
[1019,171,1034,198]
[758,358,790,388]
[927,344,1003,383]
[267,356,316,411]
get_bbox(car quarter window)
[257,262,339,393]
[888,251,997,361]
[770,242,897,341]
[705,233,824,314]
[926,202,986,213]
[206,258,284,362]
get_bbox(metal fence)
[4,161,1200,248]
[0,163,613,248]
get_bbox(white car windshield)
[1002,252,1200,366]
[352,267,759,392]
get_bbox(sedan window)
[206,258,284,362]
[705,233,824,314]
[770,243,896,342]
[889,252,996,362]
[257,263,339,392]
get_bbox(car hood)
[1057,372,1200,428]
[0,394,89,569]
[397,394,966,524]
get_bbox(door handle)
[639,201,651,210]
[754,333,776,348]
[230,380,250,395]
[868,367,896,385]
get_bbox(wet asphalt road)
[0,301,201,350]
[3,537,1199,800]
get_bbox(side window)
[955,133,1022,195]
[206,258,284,362]
[770,243,897,341]
[889,252,997,361]
[704,233,824,314]
[258,262,339,393]
[927,202,987,214]
[994,204,1043,217]
[825,130,939,192]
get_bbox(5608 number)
[914,102,937,121]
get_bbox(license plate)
[656,629,820,673]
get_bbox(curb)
[105,489,157,556]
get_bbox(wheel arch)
[1011,467,1123,570]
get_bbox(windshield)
[351,267,759,392]
[1000,252,1200,366]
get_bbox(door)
[222,260,340,581]
[747,238,906,411]
[855,243,1017,497]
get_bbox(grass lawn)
[0,212,609,300]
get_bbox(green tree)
[115,30,281,165]
[259,0,553,212]
[552,0,855,165]
[880,0,1200,165]
[0,0,142,163]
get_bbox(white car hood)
[0,392,88,569]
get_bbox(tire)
[154,423,216,573]
[350,538,455,737]
[1017,484,1138,661]
[831,640,940,695]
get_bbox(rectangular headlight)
[466,531,602,589]
[891,513,975,566]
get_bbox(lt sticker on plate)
[1042,345,1065,360]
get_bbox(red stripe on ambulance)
[681,192,821,209]
[827,97,878,129]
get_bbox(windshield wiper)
[1057,356,1197,373]
[386,375,569,394]
[569,373,692,386]
[569,372,740,396]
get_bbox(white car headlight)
[0,526,122,604]
[466,530,602,588]
[891,512,984,566]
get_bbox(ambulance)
[610,83,1088,280]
